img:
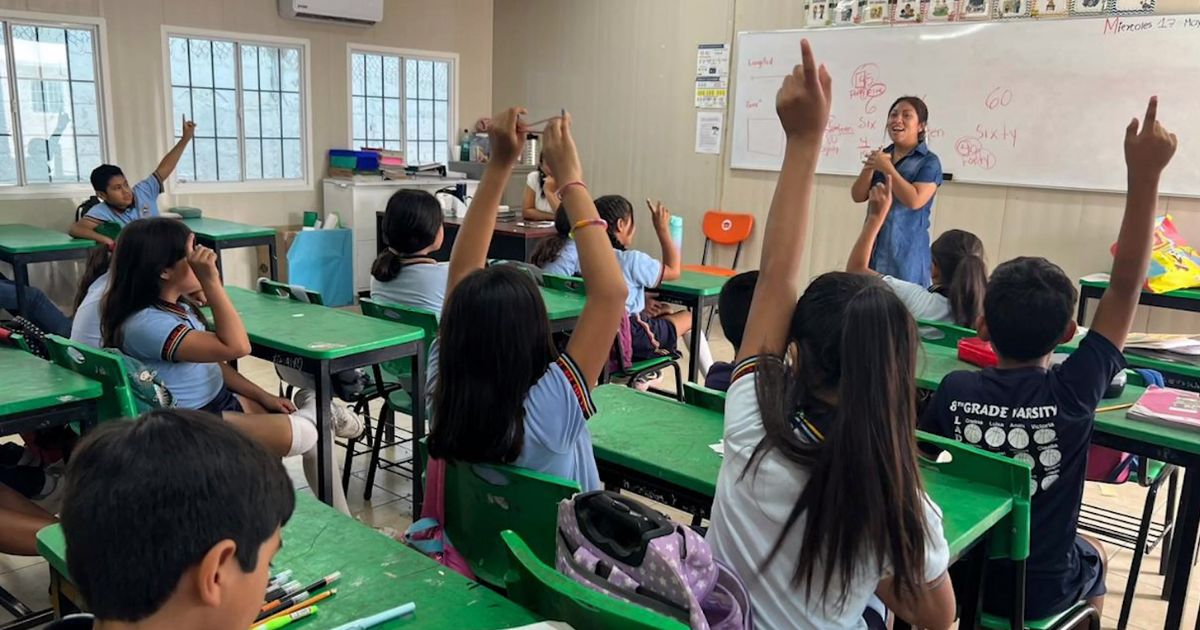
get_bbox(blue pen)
[326,602,415,630]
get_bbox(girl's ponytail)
[931,229,988,329]
[530,204,571,268]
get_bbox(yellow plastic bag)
[1113,214,1200,294]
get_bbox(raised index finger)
[1143,96,1158,130]
[799,39,816,86]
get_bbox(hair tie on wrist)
[569,219,607,239]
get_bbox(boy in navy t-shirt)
[69,117,196,246]
[920,98,1177,620]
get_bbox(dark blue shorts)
[629,312,679,362]
[979,536,1106,620]
[198,387,244,416]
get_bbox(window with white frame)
[167,33,305,184]
[0,19,106,187]
[349,49,452,165]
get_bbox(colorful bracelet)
[558,180,588,196]
[570,219,607,238]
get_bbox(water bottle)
[669,215,684,256]
[458,129,471,161]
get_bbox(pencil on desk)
[1096,402,1135,413]
[258,589,336,625]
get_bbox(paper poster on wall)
[894,0,923,22]
[861,0,892,23]
[1000,0,1032,17]
[1069,0,1106,14]
[695,43,729,109]
[1032,0,1068,17]
[695,84,728,108]
[1112,0,1154,13]
[927,0,955,20]
[695,112,724,155]
[806,0,833,25]
[961,0,993,18]
[833,0,860,25]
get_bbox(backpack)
[75,196,101,222]
[556,491,752,630]
[403,456,476,580]
[608,313,634,374]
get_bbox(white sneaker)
[33,463,65,515]
[293,390,365,439]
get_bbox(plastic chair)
[44,335,142,422]
[681,211,754,278]
[442,460,580,589]
[354,298,438,500]
[916,318,978,346]
[36,524,81,618]
[682,382,726,413]
[501,530,689,630]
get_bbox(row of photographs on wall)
[805,0,1154,26]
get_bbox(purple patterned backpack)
[556,491,752,630]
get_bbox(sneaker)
[293,390,365,439]
[33,463,65,515]
[633,370,664,392]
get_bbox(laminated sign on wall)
[695,43,729,108]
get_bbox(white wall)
[494,0,1200,333]
[0,0,493,295]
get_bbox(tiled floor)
[0,324,1198,628]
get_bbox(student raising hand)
[775,40,833,142]
[489,107,529,167]
[1124,96,1178,176]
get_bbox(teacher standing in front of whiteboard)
[850,96,944,287]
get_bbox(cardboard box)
[256,226,302,284]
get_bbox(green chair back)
[543,273,586,295]
[36,523,71,583]
[917,430,1031,563]
[96,221,121,240]
[358,298,438,382]
[44,335,140,422]
[917,319,978,347]
[501,530,688,630]
[257,277,323,305]
[682,382,726,413]
[442,459,580,589]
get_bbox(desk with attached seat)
[0,224,93,315]
[182,218,278,280]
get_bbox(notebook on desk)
[1128,386,1200,430]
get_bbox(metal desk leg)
[11,260,28,316]
[1010,559,1025,630]
[268,240,278,281]
[410,347,427,517]
[958,536,988,630]
[688,298,701,383]
[213,244,225,280]
[1164,467,1200,629]
[314,361,334,505]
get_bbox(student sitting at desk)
[705,270,757,392]
[522,153,561,221]
[706,43,955,630]
[99,218,349,512]
[530,205,578,277]
[371,189,450,314]
[426,106,626,492]
[69,245,112,349]
[49,409,294,630]
[920,98,1177,621]
[846,180,988,328]
[68,117,196,246]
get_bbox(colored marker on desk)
[267,569,293,588]
[298,570,341,596]
[327,602,416,630]
[258,590,337,625]
[258,591,310,621]
[252,604,318,630]
[263,579,301,603]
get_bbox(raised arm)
[647,200,681,282]
[737,40,832,362]
[544,115,627,386]
[153,117,196,183]
[1091,97,1177,350]
[173,242,252,363]
[846,174,893,274]
[851,161,874,203]
[447,107,528,296]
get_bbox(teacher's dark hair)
[889,96,929,143]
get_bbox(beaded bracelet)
[570,219,608,238]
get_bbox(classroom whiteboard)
[730,16,1200,196]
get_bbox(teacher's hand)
[867,174,893,219]
[865,149,893,174]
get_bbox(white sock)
[286,415,318,456]
[302,439,351,516]
[683,330,714,378]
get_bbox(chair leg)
[364,405,392,501]
[1118,480,1161,630]
[1161,469,1180,578]
[671,361,684,401]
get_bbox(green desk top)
[1080,277,1200,301]
[0,346,102,417]
[223,287,424,360]
[587,385,1011,559]
[35,493,538,629]
[658,270,728,297]
[916,342,973,390]
[182,217,277,240]
[0,224,93,255]
[540,286,585,322]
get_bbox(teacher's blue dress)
[870,142,943,287]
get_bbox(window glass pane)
[418,60,432,100]
[241,44,258,89]
[365,54,381,97]
[76,135,101,177]
[70,81,98,135]
[281,93,300,139]
[243,90,260,137]
[405,98,417,140]
[174,141,195,181]
[66,29,94,81]
[244,138,262,179]
[383,56,400,98]
[169,37,189,85]
[193,137,216,181]
[351,53,364,96]
[217,138,240,180]
[283,138,301,179]
[213,41,236,89]
[0,25,13,185]
[384,98,400,142]
[259,92,280,138]
[188,39,212,88]
[417,100,433,139]
[215,89,237,138]
[262,138,282,179]
[190,87,214,132]
[434,100,448,142]
[366,97,382,143]
[280,48,300,92]
[351,95,365,141]
[434,61,448,100]
[406,141,417,163]
[405,59,416,99]
[259,46,279,91]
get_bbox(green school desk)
[540,286,586,333]
[221,287,427,513]
[916,340,1200,629]
[587,384,1020,629]
[655,271,728,382]
[0,345,101,436]
[36,493,539,628]
[1077,277,1200,326]
[182,218,278,280]
[0,224,94,316]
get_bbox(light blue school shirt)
[69,272,109,349]
[370,261,450,315]
[869,142,943,287]
[84,173,163,225]
[541,240,580,277]
[616,248,663,314]
[119,301,223,409]
[426,339,601,492]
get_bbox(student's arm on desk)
[447,107,527,296]
[173,246,251,363]
[739,41,830,362]
[521,186,555,221]
[1091,97,1178,351]
[68,217,111,246]
[544,115,626,386]
[877,574,956,630]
